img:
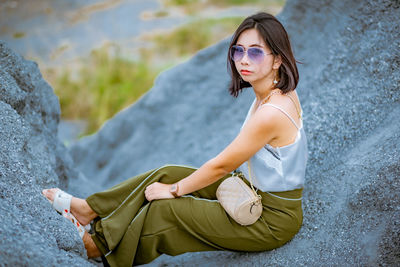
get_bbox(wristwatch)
[170,183,180,198]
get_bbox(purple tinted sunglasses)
[230,45,272,64]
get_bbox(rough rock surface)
[0,42,100,265]
[0,0,399,266]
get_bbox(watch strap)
[171,183,180,198]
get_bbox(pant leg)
[86,167,166,218]
[86,165,197,246]
[134,193,281,266]
[87,164,224,266]
[87,165,300,267]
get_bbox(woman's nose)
[240,52,250,65]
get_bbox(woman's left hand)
[145,182,175,201]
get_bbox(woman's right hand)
[144,182,175,201]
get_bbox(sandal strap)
[64,213,86,238]
[53,189,72,215]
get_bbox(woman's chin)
[241,77,252,83]
[242,78,255,85]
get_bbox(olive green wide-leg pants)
[86,164,303,267]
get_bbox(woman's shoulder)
[259,92,302,128]
[255,103,288,130]
[249,104,285,138]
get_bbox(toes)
[42,188,60,201]
[42,189,49,197]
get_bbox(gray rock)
[0,42,96,266]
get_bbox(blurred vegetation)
[142,17,244,60]
[13,32,26,38]
[47,0,285,137]
[162,0,285,14]
[46,46,166,136]
[163,0,283,4]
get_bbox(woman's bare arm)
[144,106,285,201]
[174,106,283,196]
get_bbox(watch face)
[170,184,176,192]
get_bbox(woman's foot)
[83,231,102,258]
[42,188,98,226]
[63,213,102,258]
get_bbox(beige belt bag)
[216,160,262,226]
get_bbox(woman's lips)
[240,70,252,75]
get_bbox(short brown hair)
[227,12,299,97]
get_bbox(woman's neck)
[253,86,278,104]
[251,76,276,102]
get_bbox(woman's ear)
[272,54,282,70]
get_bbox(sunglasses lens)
[248,48,265,63]
[231,46,266,64]
[231,46,244,62]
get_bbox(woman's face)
[234,28,280,86]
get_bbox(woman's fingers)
[144,185,152,201]
[145,182,157,201]
[145,182,174,201]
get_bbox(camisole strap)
[261,103,300,130]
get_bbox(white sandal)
[63,212,86,238]
[43,188,91,237]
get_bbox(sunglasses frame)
[230,45,273,64]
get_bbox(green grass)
[154,10,169,17]
[13,32,26,38]
[143,17,244,60]
[210,0,285,6]
[163,0,196,6]
[162,0,285,9]
[46,45,164,136]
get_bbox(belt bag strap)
[247,159,260,198]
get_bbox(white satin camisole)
[237,98,308,192]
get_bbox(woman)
[42,12,308,267]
